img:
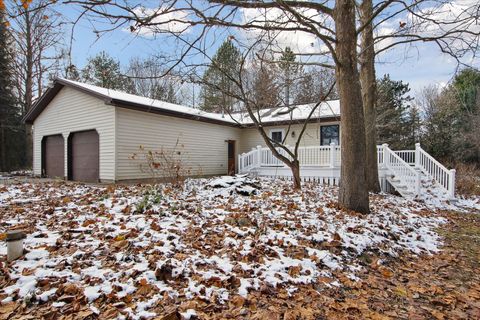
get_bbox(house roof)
[23,78,341,126]
[231,101,340,126]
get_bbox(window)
[269,129,284,144]
[320,125,340,145]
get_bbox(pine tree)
[279,47,299,108]
[200,40,241,112]
[0,10,25,171]
[375,74,413,149]
[82,51,131,90]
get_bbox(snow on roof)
[59,78,340,125]
[59,78,237,124]
[231,101,340,124]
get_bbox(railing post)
[329,142,335,168]
[382,144,389,169]
[415,170,421,195]
[256,145,262,167]
[448,169,456,199]
[238,154,242,172]
[415,143,421,169]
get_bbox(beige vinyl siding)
[32,87,116,180]
[239,121,340,153]
[115,108,242,180]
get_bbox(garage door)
[69,130,99,182]
[43,135,64,178]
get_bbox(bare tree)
[358,0,480,191]
[126,56,183,104]
[359,0,381,192]
[7,0,65,168]
[190,42,337,190]
[62,0,371,212]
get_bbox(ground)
[0,176,479,320]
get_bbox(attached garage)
[42,135,64,178]
[68,130,99,182]
[24,78,243,182]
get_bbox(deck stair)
[239,143,456,199]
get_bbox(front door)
[227,140,235,175]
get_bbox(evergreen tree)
[422,68,480,162]
[0,10,25,171]
[200,40,241,112]
[375,74,413,149]
[279,47,299,108]
[82,51,131,90]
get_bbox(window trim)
[320,124,340,146]
[269,128,285,144]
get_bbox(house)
[24,78,456,199]
[23,78,340,182]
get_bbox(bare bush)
[454,163,480,197]
[129,139,191,187]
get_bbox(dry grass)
[454,162,480,197]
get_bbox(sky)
[57,1,477,97]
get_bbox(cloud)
[374,0,479,55]
[239,6,333,56]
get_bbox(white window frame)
[269,128,285,144]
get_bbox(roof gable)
[24,78,340,126]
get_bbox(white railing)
[415,143,455,199]
[383,144,420,196]
[238,148,257,172]
[238,143,456,199]
[394,150,416,165]
[377,145,385,166]
[239,143,341,171]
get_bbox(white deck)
[238,143,456,199]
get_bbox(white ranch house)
[24,78,456,199]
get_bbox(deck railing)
[383,144,421,196]
[239,143,342,172]
[415,143,455,198]
[394,150,416,165]
[238,143,456,199]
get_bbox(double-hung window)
[270,129,284,144]
[320,125,340,145]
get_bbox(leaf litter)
[0,176,478,319]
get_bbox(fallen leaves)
[0,178,478,319]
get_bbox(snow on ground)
[417,175,480,211]
[0,176,477,318]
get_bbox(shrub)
[130,138,191,187]
[454,163,480,197]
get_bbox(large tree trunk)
[334,0,370,214]
[359,0,381,193]
[0,124,5,172]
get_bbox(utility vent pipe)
[6,230,26,262]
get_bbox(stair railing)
[415,143,455,199]
[383,144,421,196]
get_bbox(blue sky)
[59,2,476,97]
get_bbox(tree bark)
[24,9,33,169]
[289,160,301,190]
[359,0,381,193]
[334,0,370,214]
[0,123,5,172]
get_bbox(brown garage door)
[69,130,99,182]
[42,135,64,178]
